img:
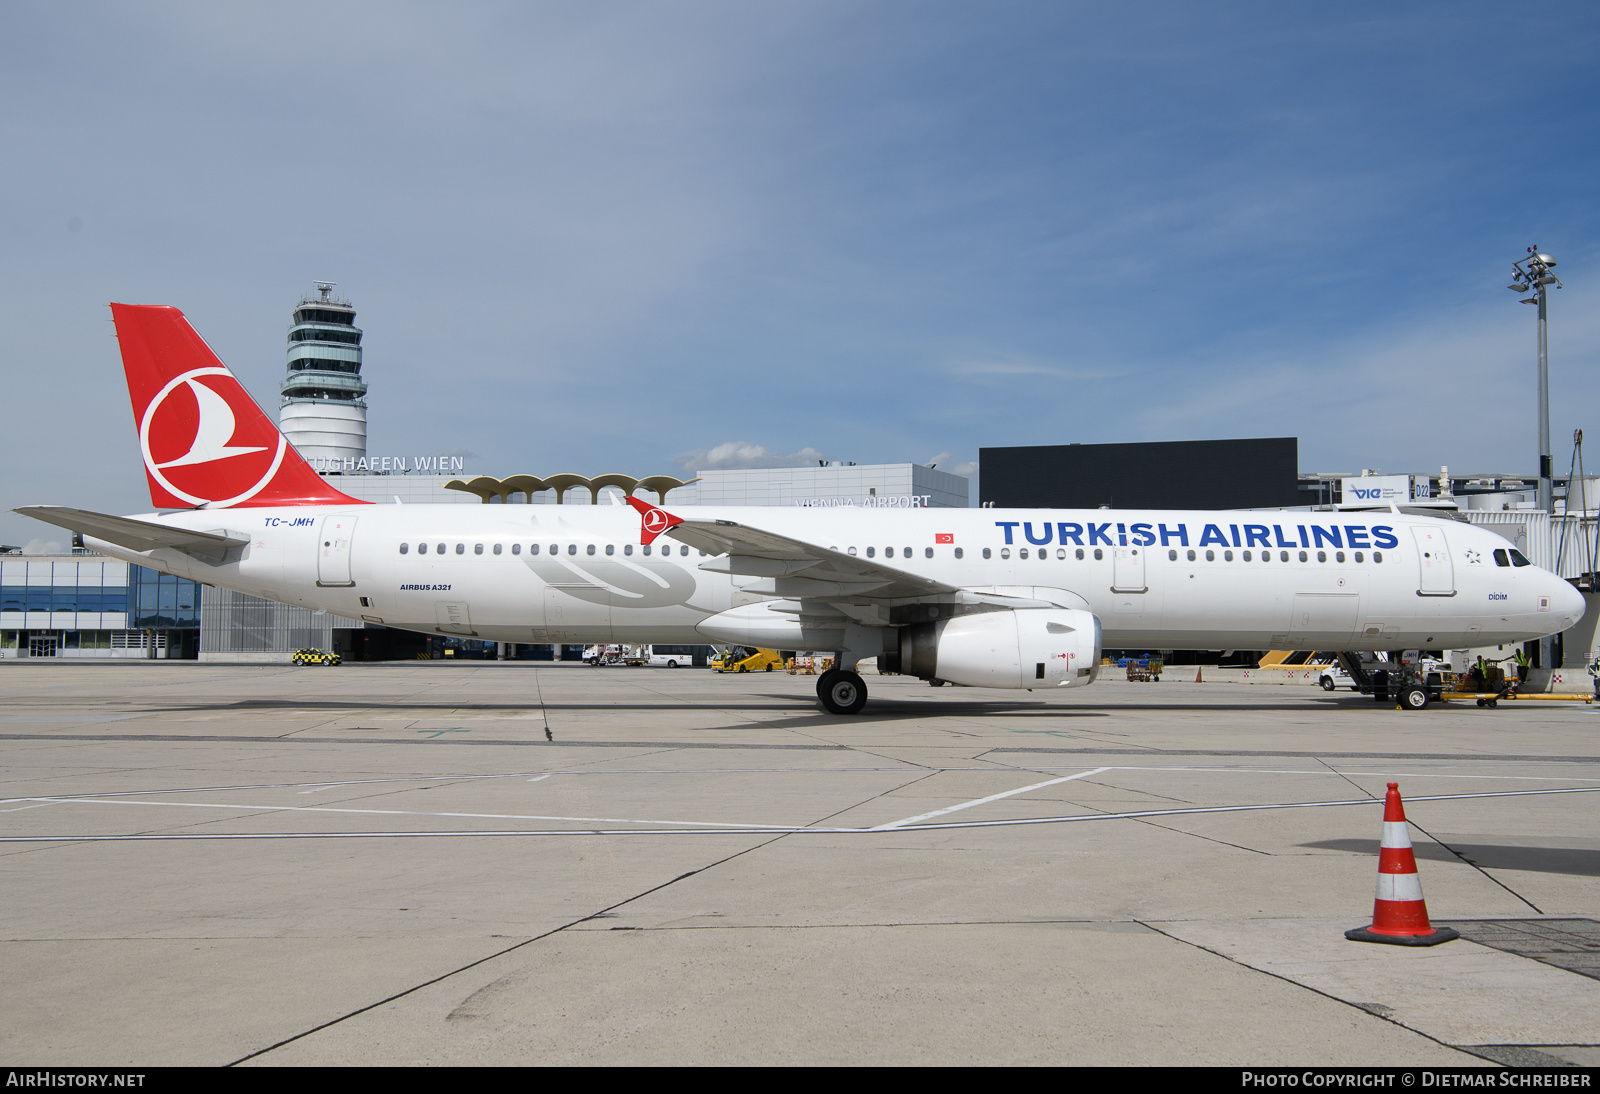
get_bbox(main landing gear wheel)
[1400,685,1430,710]
[817,669,868,715]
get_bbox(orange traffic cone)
[1195,666,1203,683]
[1345,783,1459,946]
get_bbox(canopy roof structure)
[443,473,699,505]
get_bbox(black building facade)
[979,438,1300,510]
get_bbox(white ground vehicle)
[643,645,698,668]
[1319,663,1356,691]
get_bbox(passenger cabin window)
[587,544,596,555]
[455,543,465,555]
[567,544,576,555]
[1093,548,1103,561]
[1279,551,1289,562]
[493,543,502,555]
[1335,551,1344,562]
[1354,551,1363,563]
[954,548,963,559]
[605,544,615,555]
[1075,548,1084,560]
[399,543,409,554]
[982,548,991,559]
[1316,551,1325,563]
[512,544,521,555]
[1019,548,1028,559]
[1298,551,1307,562]
[436,543,445,555]
[1168,550,1177,561]
[1000,548,1010,559]
[1373,551,1384,563]
[1205,550,1214,561]
[474,544,484,555]
[1224,550,1233,561]
[925,547,934,558]
[624,544,633,556]
[529,544,538,555]
[1187,550,1196,562]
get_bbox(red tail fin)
[110,304,366,509]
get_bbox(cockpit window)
[1509,549,1532,567]
[1493,549,1510,567]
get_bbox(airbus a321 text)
[15,305,1585,714]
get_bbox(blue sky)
[3,2,1598,547]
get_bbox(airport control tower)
[278,282,367,469]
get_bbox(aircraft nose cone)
[1556,579,1587,629]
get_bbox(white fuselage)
[87,504,1584,653]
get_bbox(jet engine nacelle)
[884,608,1102,690]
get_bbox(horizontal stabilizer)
[13,505,249,556]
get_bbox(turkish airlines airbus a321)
[15,305,1586,714]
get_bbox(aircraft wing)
[669,515,957,601]
[626,499,1058,611]
[14,505,250,557]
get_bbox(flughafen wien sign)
[308,456,467,474]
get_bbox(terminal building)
[1,550,201,659]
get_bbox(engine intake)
[886,608,1102,690]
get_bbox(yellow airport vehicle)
[291,648,342,666]
[713,647,782,673]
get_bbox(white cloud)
[22,538,64,555]
[675,442,829,472]
[951,461,979,478]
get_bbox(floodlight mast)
[1509,247,1562,514]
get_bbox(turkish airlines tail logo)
[110,304,366,509]
[626,496,685,545]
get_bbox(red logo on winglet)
[626,496,684,545]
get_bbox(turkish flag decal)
[935,533,954,544]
